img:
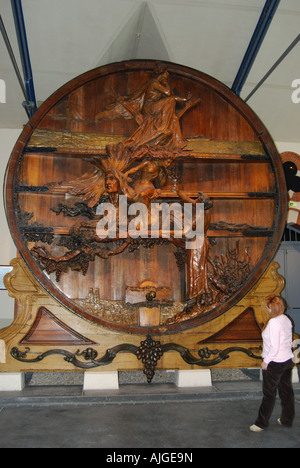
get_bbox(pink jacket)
[262,315,294,365]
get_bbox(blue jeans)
[255,359,295,429]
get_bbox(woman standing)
[250,295,295,432]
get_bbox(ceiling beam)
[231,0,281,96]
[11,0,37,117]
[0,15,30,118]
[245,34,300,102]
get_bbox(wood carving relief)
[4,61,287,342]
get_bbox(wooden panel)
[201,307,262,343]
[20,307,95,345]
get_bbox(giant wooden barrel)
[4,60,287,335]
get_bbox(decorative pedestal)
[0,259,290,384]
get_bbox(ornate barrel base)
[0,259,285,382]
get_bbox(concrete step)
[2,379,300,408]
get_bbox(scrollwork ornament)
[136,335,164,383]
[76,348,98,361]
[10,339,262,383]
[198,347,220,359]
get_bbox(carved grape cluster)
[136,335,164,383]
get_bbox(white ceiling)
[0,0,299,143]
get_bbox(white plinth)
[292,367,299,383]
[0,340,6,363]
[175,369,212,388]
[83,371,119,391]
[0,372,25,391]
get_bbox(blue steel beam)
[11,0,37,117]
[0,15,30,118]
[231,0,281,96]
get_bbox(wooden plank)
[28,129,265,156]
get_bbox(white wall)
[276,142,300,154]
[0,129,21,262]
[0,129,22,325]
[0,131,299,326]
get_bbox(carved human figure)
[32,169,131,269]
[176,189,213,303]
[116,157,173,206]
[71,167,134,241]
[96,71,199,150]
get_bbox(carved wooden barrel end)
[4,60,287,335]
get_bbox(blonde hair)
[262,295,287,330]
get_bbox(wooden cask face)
[4,60,287,335]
